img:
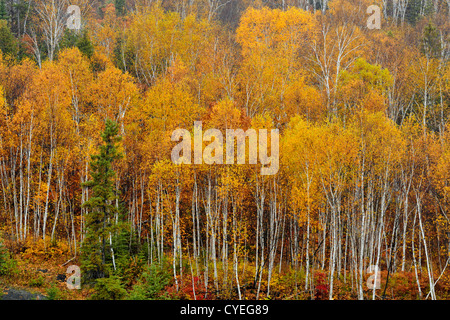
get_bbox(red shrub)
[314,271,329,300]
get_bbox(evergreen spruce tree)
[405,0,421,25]
[76,30,94,58]
[60,29,79,51]
[0,0,8,21]
[421,23,440,59]
[115,0,125,16]
[81,119,123,281]
[60,29,94,58]
[0,20,18,57]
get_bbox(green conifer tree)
[81,119,123,281]
[0,20,18,57]
[0,0,8,21]
[115,0,125,16]
[76,30,94,58]
[421,23,441,59]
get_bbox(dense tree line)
[0,0,449,299]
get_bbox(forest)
[0,0,449,301]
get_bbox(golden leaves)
[236,7,317,119]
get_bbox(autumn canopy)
[0,0,448,301]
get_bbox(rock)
[56,274,66,282]
[1,288,46,300]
